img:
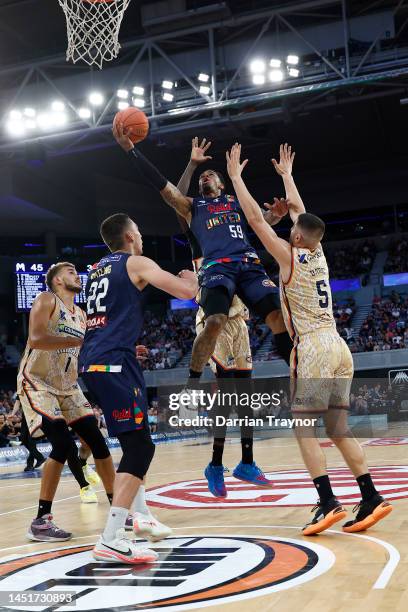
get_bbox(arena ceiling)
[0,0,407,237]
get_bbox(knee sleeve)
[71,417,110,460]
[41,418,72,465]
[201,286,231,317]
[274,331,293,365]
[117,428,155,479]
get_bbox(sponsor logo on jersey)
[57,324,84,338]
[0,537,333,609]
[299,250,322,264]
[262,279,275,287]
[207,202,233,214]
[209,274,225,281]
[86,315,107,329]
[146,465,408,508]
[206,211,241,229]
[112,407,131,421]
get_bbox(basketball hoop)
[58,0,131,69]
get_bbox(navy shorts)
[199,260,280,316]
[81,354,148,437]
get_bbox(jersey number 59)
[229,224,243,239]
[87,278,109,315]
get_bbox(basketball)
[113,107,149,144]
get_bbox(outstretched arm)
[226,144,292,280]
[127,256,198,300]
[272,143,305,223]
[262,199,289,226]
[177,137,212,196]
[113,122,192,220]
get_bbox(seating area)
[352,291,408,352]
[384,237,408,273]
[325,240,376,280]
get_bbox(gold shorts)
[290,331,353,413]
[196,309,252,373]
[20,380,93,436]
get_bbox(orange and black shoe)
[302,497,347,536]
[342,494,393,533]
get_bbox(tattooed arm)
[113,120,192,222]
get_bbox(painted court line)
[171,524,400,590]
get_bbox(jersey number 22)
[87,278,109,315]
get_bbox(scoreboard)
[14,261,91,312]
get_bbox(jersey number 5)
[316,280,329,308]
[87,278,109,315]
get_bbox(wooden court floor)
[0,426,407,612]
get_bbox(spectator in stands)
[0,414,11,447]
[148,407,158,434]
[358,292,408,352]
[384,239,408,274]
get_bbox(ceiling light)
[37,113,53,130]
[269,70,284,82]
[117,101,129,110]
[287,54,299,65]
[117,89,129,99]
[250,59,266,74]
[9,110,22,120]
[132,98,145,108]
[288,67,299,77]
[162,80,174,90]
[198,73,210,82]
[162,92,174,102]
[88,92,104,106]
[51,101,65,112]
[78,107,91,119]
[23,108,36,117]
[199,85,211,95]
[132,86,145,96]
[270,59,281,68]
[252,74,266,85]
[6,122,25,137]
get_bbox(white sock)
[102,506,128,542]
[131,486,151,516]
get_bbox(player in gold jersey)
[17,262,115,541]
[226,142,392,535]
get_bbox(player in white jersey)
[226,142,392,535]
[17,262,115,541]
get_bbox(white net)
[58,0,131,69]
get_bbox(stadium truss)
[0,0,408,156]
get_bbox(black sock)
[106,493,113,505]
[211,438,225,466]
[187,369,202,390]
[37,499,52,519]
[274,331,293,366]
[241,438,253,464]
[313,475,334,505]
[78,456,87,468]
[356,473,378,501]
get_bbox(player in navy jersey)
[79,213,198,564]
[113,127,292,396]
